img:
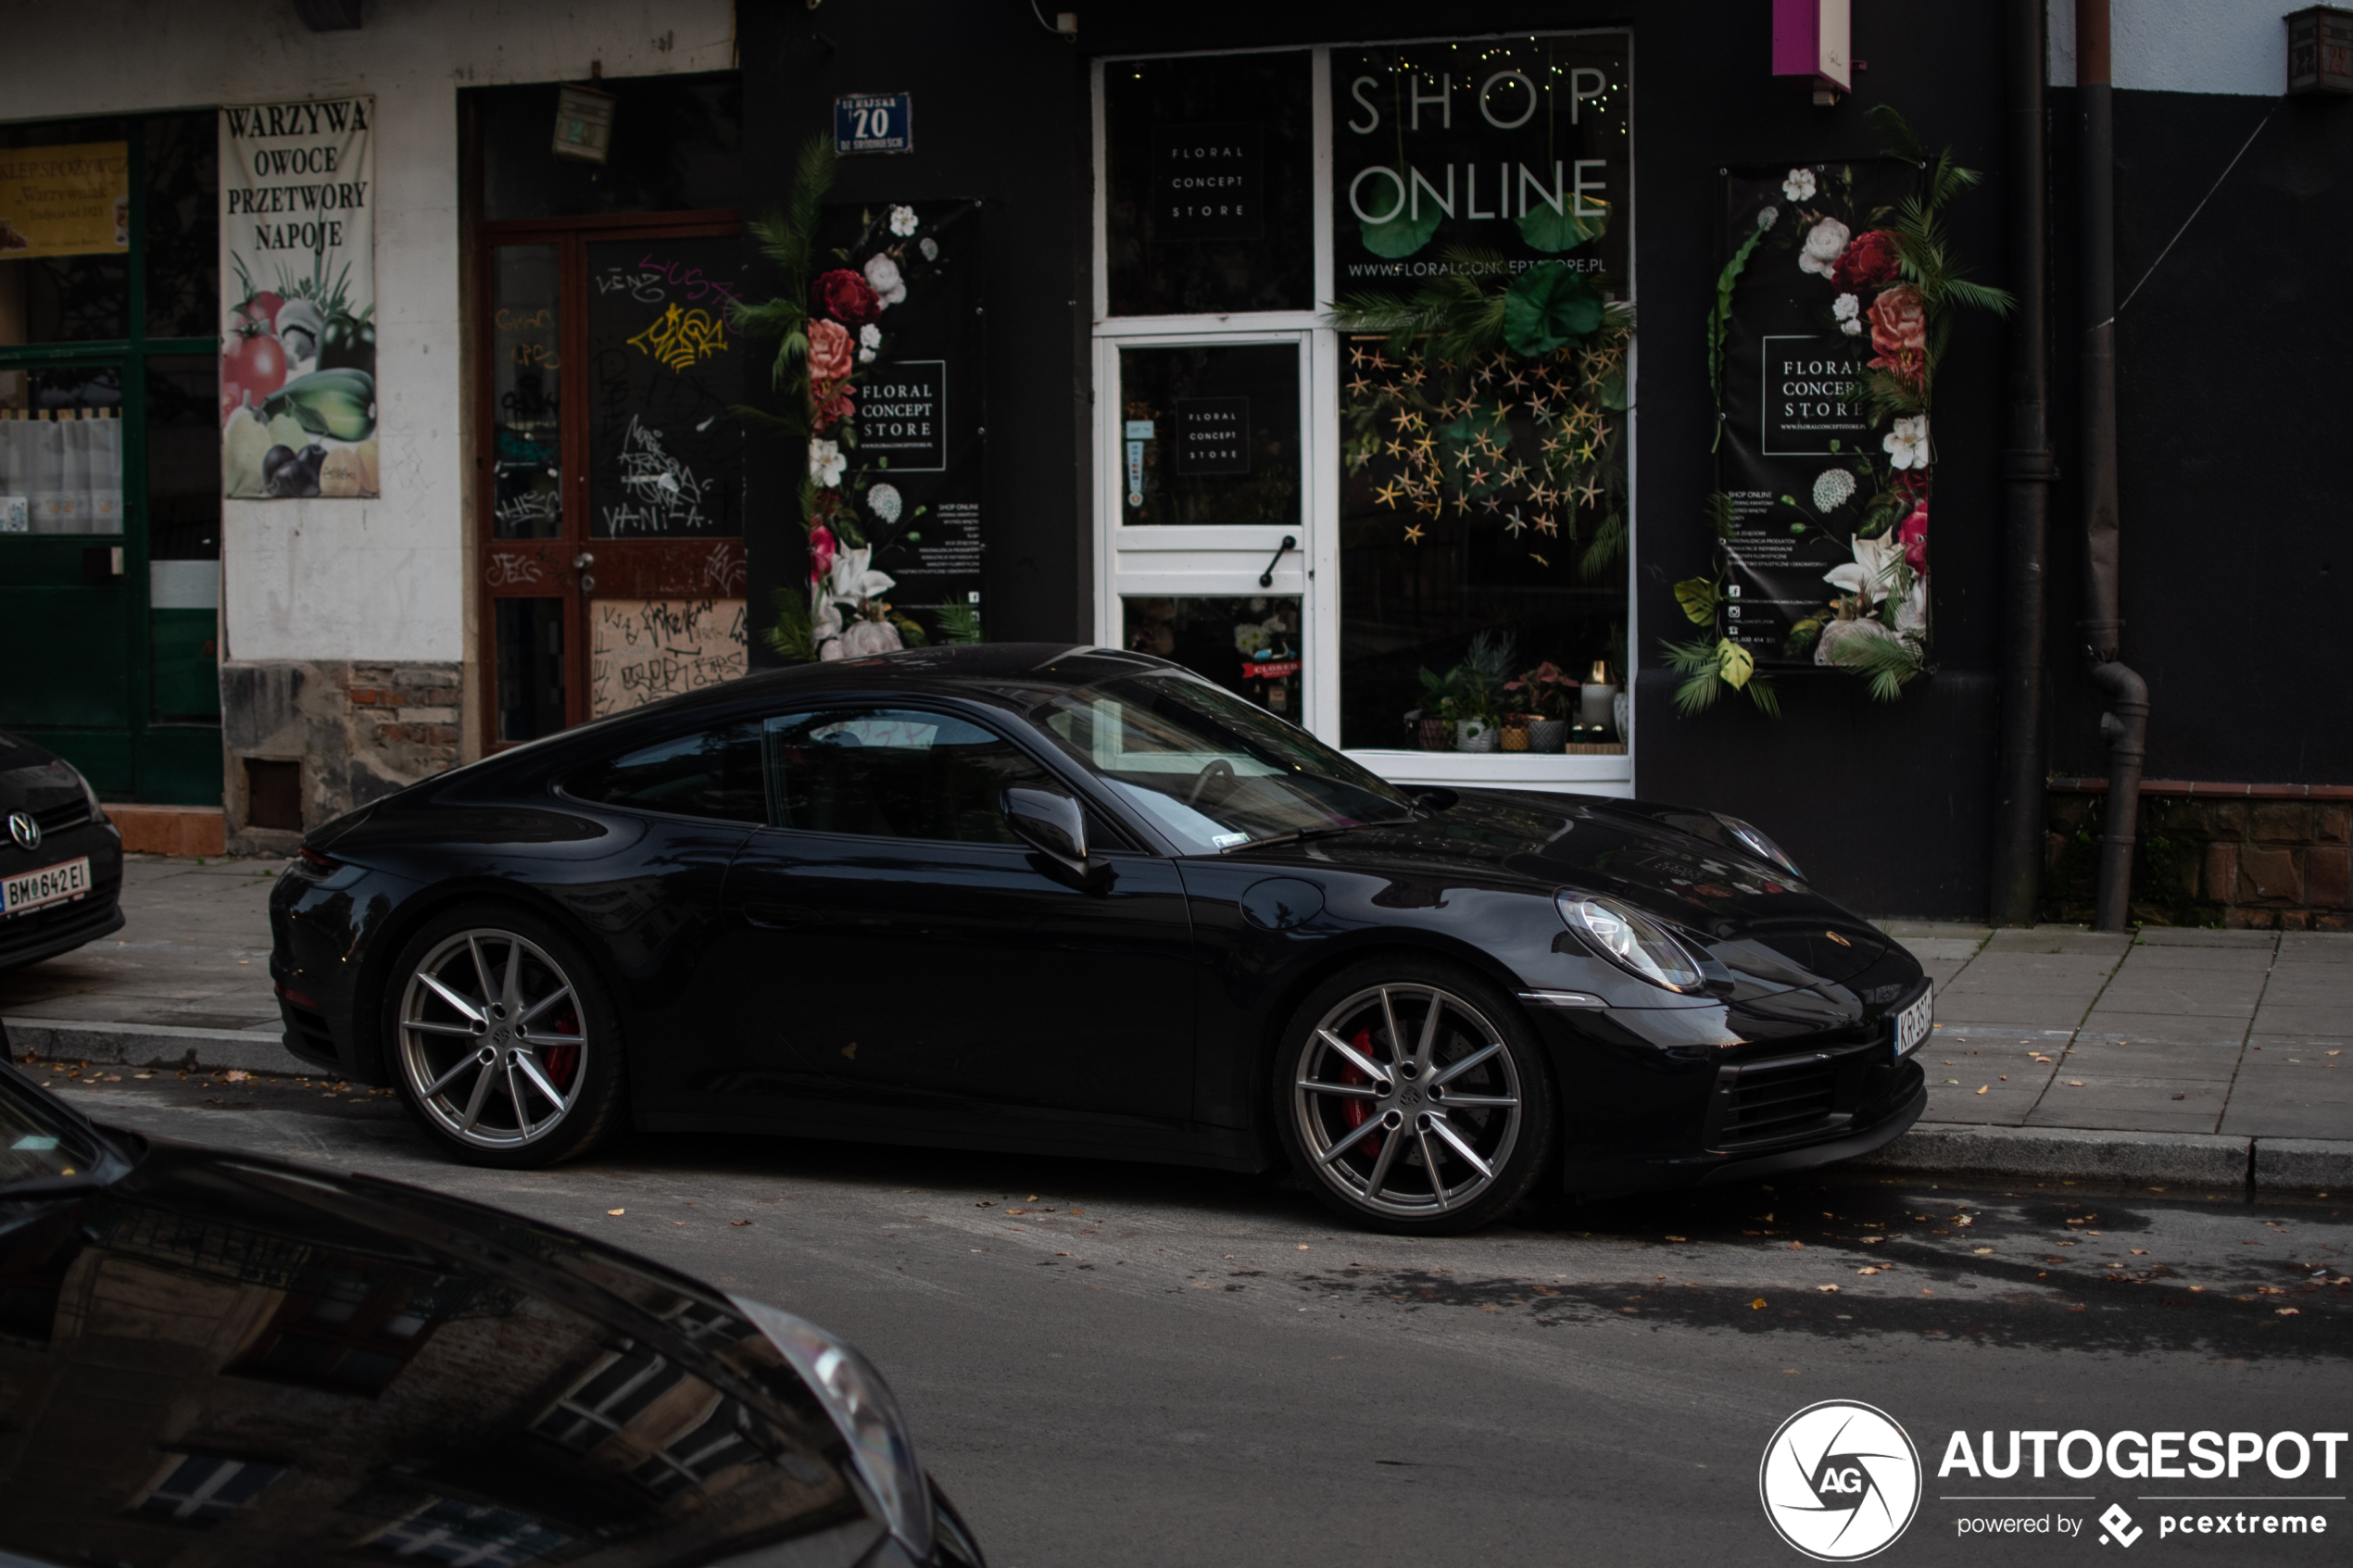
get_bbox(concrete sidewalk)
[4,856,2347,1191]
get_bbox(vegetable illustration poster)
[217,98,377,499]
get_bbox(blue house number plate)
[836,93,912,155]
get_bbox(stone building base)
[220,660,466,854]
[2045,780,2353,930]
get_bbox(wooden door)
[475,213,750,750]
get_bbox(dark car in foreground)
[0,1040,983,1568]
[0,731,122,971]
[270,645,1930,1236]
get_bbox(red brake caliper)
[542,1003,581,1091]
[1337,1026,1379,1161]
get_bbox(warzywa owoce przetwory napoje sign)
[218,97,378,500]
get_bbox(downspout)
[1989,0,2054,926]
[2075,0,2146,933]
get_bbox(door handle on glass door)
[1258,534,1297,589]
[573,552,595,569]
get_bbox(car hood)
[1247,788,1900,987]
[0,1139,896,1568]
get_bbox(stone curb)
[4,1017,300,1077]
[1860,1122,2353,1196]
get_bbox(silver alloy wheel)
[397,928,586,1149]
[1290,983,1523,1219]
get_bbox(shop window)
[1103,51,1315,316]
[472,74,740,222]
[135,1454,288,1524]
[142,113,220,341]
[490,246,561,541]
[1124,595,1302,721]
[564,721,765,822]
[762,708,1052,844]
[0,365,124,535]
[495,597,567,744]
[233,1269,444,1396]
[1116,344,1299,529]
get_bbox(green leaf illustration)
[1516,200,1604,255]
[1503,263,1603,357]
[1359,165,1441,258]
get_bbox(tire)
[382,905,627,1168]
[1274,956,1557,1236]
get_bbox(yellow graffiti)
[627,304,729,371]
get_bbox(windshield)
[0,1064,104,1187]
[1034,674,1416,853]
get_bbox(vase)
[1501,723,1529,752]
[1417,717,1453,751]
[1613,690,1632,744]
[1579,681,1619,731]
[1527,718,1567,752]
[1456,720,1497,753]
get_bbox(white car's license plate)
[3,856,91,917]
[1894,989,1933,1060]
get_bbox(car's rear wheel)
[384,907,624,1167]
[1276,958,1556,1235]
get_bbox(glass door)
[477,220,749,747]
[1095,332,1324,729]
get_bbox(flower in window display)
[1831,229,1902,290]
[1797,217,1851,278]
[829,546,896,606]
[1811,466,1857,513]
[812,382,856,433]
[812,268,880,326]
[866,483,902,525]
[1832,293,1864,335]
[808,318,854,382]
[1867,287,1929,387]
[808,524,837,585]
[888,205,919,237]
[862,253,906,307]
[809,437,847,486]
[1897,499,1930,574]
[1781,167,1818,203]
[858,323,881,364]
[837,615,904,658]
[1882,414,1931,470]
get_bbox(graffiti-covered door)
[475,215,749,749]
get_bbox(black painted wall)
[736,4,2343,920]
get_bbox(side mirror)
[1003,784,1088,874]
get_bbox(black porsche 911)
[0,730,122,971]
[0,1036,984,1568]
[269,645,1930,1236]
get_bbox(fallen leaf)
[731,1220,752,1226]
[607,1209,625,1216]
[1005,1209,1027,1215]
[223,1070,249,1083]
[1029,1195,1039,1201]
[1789,1241,1806,1250]
[1973,1247,1994,1254]
[2067,1080,2085,1087]
[2278,1308,2301,1316]
[1664,1235,1687,1243]
[1816,1285,1840,1293]
[1857,1266,1880,1275]
[2131,1248,2148,1255]
[1998,1074,2007,1081]
[1749,1298,1768,1310]
[1975,1085,1990,1096]
[1297,1244,1311,1250]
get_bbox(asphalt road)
[29,1062,2352,1567]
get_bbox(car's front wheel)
[384,907,625,1167]
[1276,958,1556,1235]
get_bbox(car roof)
[632,643,1188,721]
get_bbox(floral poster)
[1712,160,1929,674]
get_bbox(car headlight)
[71,764,108,827]
[1715,813,1803,881]
[730,1294,933,1561]
[1557,894,1705,992]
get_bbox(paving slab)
[2246,1003,2353,1037]
[2026,1073,2229,1133]
[2059,1039,2246,1078]
[1876,922,1991,941]
[2134,927,2277,949]
[1982,928,2133,958]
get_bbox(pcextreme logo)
[1760,1400,1925,1561]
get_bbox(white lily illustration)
[1883,415,1930,470]
[829,546,895,606]
[1824,531,1906,605]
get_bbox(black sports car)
[0,1035,984,1568]
[269,645,1930,1236]
[0,731,122,971]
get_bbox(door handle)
[1258,534,1297,589]
[573,551,596,570]
[744,903,808,930]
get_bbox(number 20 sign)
[835,93,912,156]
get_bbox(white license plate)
[2,856,91,917]
[1894,989,1933,1060]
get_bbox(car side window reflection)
[565,722,765,823]
[761,707,1054,845]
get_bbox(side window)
[566,721,764,822]
[762,708,1052,844]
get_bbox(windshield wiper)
[1218,813,1416,854]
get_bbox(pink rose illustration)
[1897,503,1929,574]
[809,524,837,583]
[808,318,854,383]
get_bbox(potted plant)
[1505,660,1578,752]
[1411,668,1457,750]
[1445,630,1516,753]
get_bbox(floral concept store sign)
[1714,160,1931,671]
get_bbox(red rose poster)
[1713,160,1929,672]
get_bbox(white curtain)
[0,413,123,534]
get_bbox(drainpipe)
[2075,0,2147,933]
[1989,0,2054,927]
